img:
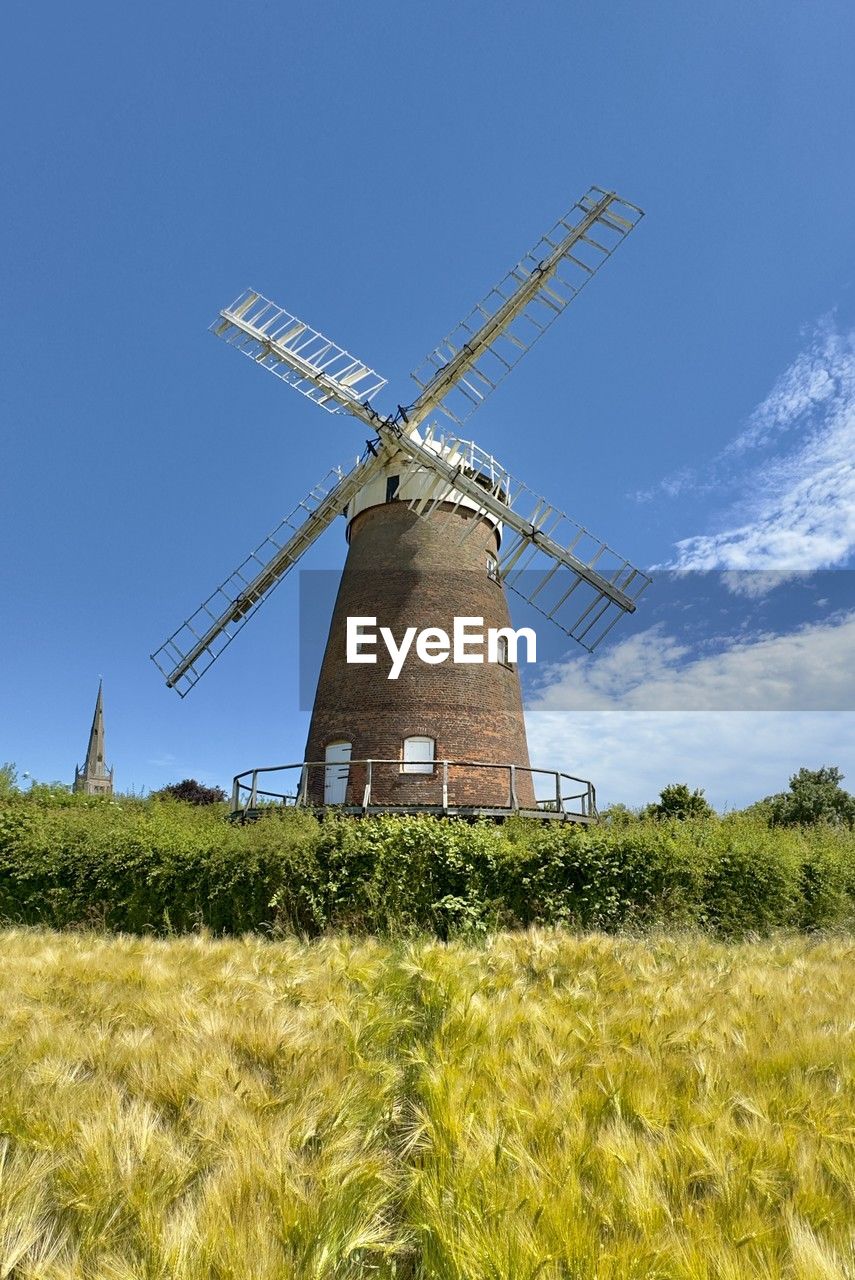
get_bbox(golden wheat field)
[0,928,852,1279]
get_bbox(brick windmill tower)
[153,187,650,813]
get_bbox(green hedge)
[1,794,853,936]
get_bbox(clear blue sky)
[2,1,853,808]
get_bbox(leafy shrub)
[644,782,715,821]
[0,790,853,937]
[154,778,228,805]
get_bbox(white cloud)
[717,570,804,599]
[668,408,855,573]
[528,612,855,712]
[525,707,855,811]
[553,318,855,810]
[724,317,849,456]
[664,318,855,577]
[634,466,699,504]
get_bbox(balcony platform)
[230,759,598,825]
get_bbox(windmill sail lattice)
[409,186,642,427]
[152,185,649,697]
[211,293,387,420]
[399,425,651,649]
[152,450,389,696]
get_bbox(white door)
[324,741,351,805]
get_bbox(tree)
[155,778,227,805]
[762,766,855,829]
[644,783,715,821]
[600,802,641,827]
[0,762,18,798]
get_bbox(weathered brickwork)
[304,499,536,808]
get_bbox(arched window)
[401,735,435,774]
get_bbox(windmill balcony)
[229,759,597,824]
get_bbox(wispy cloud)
[669,403,855,574]
[545,318,855,811]
[662,317,855,578]
[146,754,178,769]
[724,317,850,456]
[634,466,700,503]
[145,753,223,787]
[717,570,802,599]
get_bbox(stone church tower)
[73,681,113,795]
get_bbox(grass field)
[0,928,852,1279]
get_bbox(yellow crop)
[0,928,852,1278]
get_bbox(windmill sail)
[154,184,648,698]
[211,291,387,426]
[151,449,390,696]
[409,187,643,428]
[397,426,650,650]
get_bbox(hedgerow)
[0,792,853,936]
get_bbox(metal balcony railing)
[230,759,597,822]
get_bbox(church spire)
[73,681,114,795]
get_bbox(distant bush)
[153,778,228,805]
[644,782,715,821]
[0,790,853,937]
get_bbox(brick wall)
[304,498,536,808]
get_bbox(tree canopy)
[155,779,227,806]
[0,763,18,798]
[758,766,855,829]
[644,783,715,821]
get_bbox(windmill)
[152,186,650,816]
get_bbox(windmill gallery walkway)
[229,758,597,824]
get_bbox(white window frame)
[486,553,499,583]
[401,735,435,774]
